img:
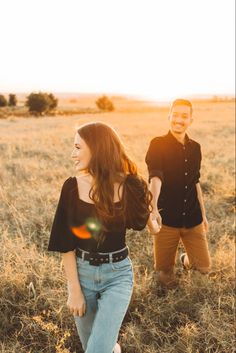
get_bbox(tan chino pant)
[153,222,211,272]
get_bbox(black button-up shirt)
[145,131,203,228]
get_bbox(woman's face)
[71,133,92,172]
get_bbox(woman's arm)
[62,251,86,317]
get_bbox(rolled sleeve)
[145,138,164,183]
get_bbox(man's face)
[169,104,192,134]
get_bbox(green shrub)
[0,94,7,107]
[25,92,58,115]
[96,95,114,112]
[8,94,17,107]
[48,93,58,110]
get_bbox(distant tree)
[48,93,58,110]
[8,94,17,107]
[0,94,7,107]
[25,93,49,115]
[25,92,58,115]
[96,95,114,112]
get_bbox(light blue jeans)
[74,250,134,353]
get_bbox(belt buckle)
[89,253,100,266]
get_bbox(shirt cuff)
[148,170,164,183]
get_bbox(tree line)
[0,94,17,107]
[0,93,114,115]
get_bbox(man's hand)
[148,218,161,235]
[148,209,162,234]
[202,216,209,233]
[67,287,86,317]
[152,208,162,228]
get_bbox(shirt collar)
[167,130,192,146]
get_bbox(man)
[145,99,211,287]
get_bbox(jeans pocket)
[76,258,91,274]
[111,256,132,271]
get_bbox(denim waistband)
[76,246,129,266]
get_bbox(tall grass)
[0,100,235,352]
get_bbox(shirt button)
[185,172,188,176]
[185,159,188,162]
[184,199,187,202]
[185,185,188,189]
[182,212,186,216]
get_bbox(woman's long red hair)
[77,122,151,229]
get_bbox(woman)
[48,122,159,353]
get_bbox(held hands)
[202,215,209,233]
[148,209,162,235]
[67,285,86,317]
[153,208,162,228]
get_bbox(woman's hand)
[67,286,86,317]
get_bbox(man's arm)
[145,138,164,231]
[149,176,162,228]
[196,182,208,232]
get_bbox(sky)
[0,0,235,102]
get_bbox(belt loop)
[82,250,85,261]
[109,253,113,263]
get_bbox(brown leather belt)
[75,247,128,266]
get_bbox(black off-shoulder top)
[48,175,150,253]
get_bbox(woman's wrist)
[67,281,82,292]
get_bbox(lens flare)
[71,225,92,239]
[71,218,102,240]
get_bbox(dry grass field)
[0,97,235,353]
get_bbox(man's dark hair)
[170,99,193,115]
